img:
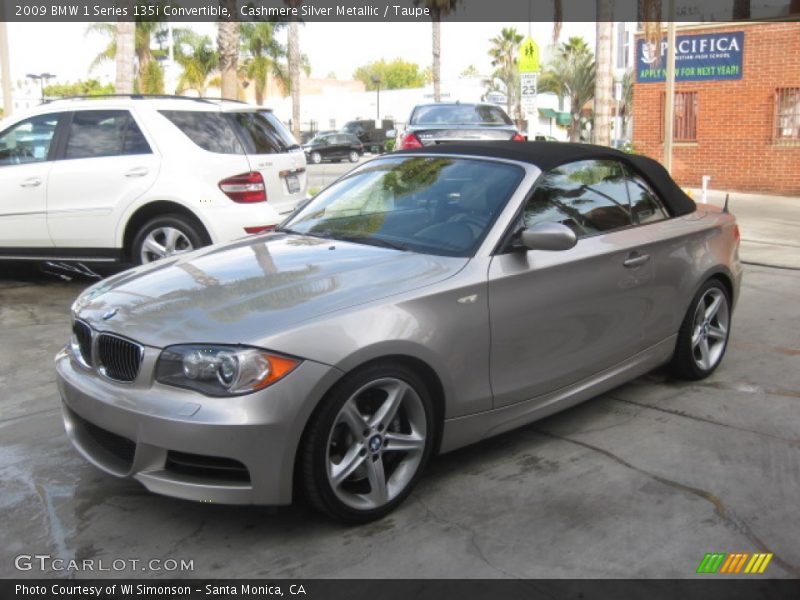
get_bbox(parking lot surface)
[1,196,798,579]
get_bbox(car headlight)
[155,345,300,396]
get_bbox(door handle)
[623,253,651,268]
[20,177,42,188]
[125,167,149,178]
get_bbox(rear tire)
[348,150,359,163]
[131,214,206,265]
[300,362,435,524]
[669,279,731,380]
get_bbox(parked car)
[0,95,306,265]
[342,118,395,153]
[58,142,741,523]
[397,102,524,150]
[303,132,364,164]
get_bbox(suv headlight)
[155,345,300,396]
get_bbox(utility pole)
[371,75,381,125]
[0,21,12,117]
[663,0,677,172]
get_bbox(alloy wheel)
[140,227,194,264]
[691,287,730,371]
[325,377,427,511]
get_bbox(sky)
[4,21,596,89]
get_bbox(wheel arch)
[122,201,212,261]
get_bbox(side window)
[524,159,633,237]
[624,167,669,224]
[123,116,152,155]
[160,110,244,154]
[231,112,296,154]
[65,110,152,159]
[0,113,60,166]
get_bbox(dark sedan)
[303,132,364,164]
[397,102,524,150]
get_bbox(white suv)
[0,96,307,264]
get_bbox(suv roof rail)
[43,94,248,105]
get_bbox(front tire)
[348,150,359,163]
[309,151,322,164]
[131,214,206,265]
[669,279,731,380]
[300,362,435,523]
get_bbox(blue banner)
[636,31,744,83]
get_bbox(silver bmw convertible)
[57,142,742,522]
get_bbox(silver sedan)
[56,142,742,523]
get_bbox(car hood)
[73,233,468,348]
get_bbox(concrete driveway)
[1,203,798,579]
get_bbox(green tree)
[43,79,115,98]
[460,64,480,78]
[174,29,218,96]
[353,59,428,90]
[487,27,524,124]
[240,22,288,105]
[539,37,596,142]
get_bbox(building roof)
[398,141,697,217]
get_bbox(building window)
[775,88,800,143]
[661,92,698,142]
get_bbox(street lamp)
[26,73,56,102]
[371,75,381,125]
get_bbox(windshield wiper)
[274,226,305,236]
[323,232,408,251]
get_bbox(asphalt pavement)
[1,191,798,579]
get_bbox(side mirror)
[519,222,578,251]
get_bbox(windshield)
[281,156,524,257]
[410,105,513,126]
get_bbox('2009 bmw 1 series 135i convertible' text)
[57,141,742,523]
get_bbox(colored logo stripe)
[697,552,773,574]
[697,553,726,573]
[744,553,773,574]
[720,553,749,573]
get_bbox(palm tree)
[174,29,218,96]
[416,0,460,102]
[240,22,288,105]
[88,21,166,93]
[539,37,596,142]
[594,6,614,146]
[488,27,524,125]
[283,1,304,140]
[217,0,239,100]
[115,21,136,94]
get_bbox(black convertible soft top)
[398,141,696,217]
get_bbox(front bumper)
[56,348,342,505]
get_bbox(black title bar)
[4,579,800,600]
[1,0,799,22]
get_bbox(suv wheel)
[348,150,359,163]
[131,214,206,265]
[301,363,434,523]
[310,152,322,164]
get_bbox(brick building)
[632,21,800,195]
